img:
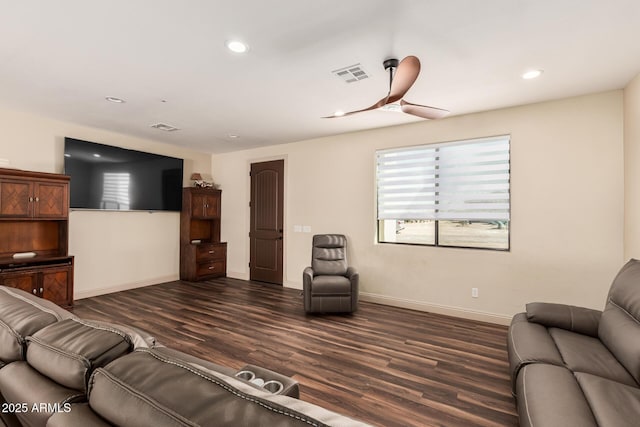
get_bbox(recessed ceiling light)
[522,69,543,80]
[93,153,101,158]
[105,96,125,103]
[226,40,249,53]
[150,122,180,132]
[333,110,345,117]
[227,133,240,139]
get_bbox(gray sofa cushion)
[0,286,74,364]
[0,361,84,427]
[549,327,637,386]
[309,275,352,295]
[47,403,112,427]
[599,259,640,384]
[516,363,598,427]
[26,318,133,392]
[575,372,640,427]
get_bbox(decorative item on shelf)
[190,172,203,187]
[190,172,219,189]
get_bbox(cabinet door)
[190,193,205,218]
[203,193,220,218]
[41,267,72,306]
[34,182,68,218]
[0,179,33,217]
[0,272,38,295]
[191,193,219,219]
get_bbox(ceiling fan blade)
[387,56,421,103]
[400,100,450,120]
[322,96,389,118]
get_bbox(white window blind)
[377,135,510,221]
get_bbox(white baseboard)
[227,271,249,281]
[283,280,302,290]
[74,275,179,300]
[228,271,302,290]
[359,292,512,325]
[169,273,510,325]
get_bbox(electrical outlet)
[472,288,479,298]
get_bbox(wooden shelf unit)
[0,168,74,307]
[180,187,227,281]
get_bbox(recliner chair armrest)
[526,302,602,337]
[346,267,359,310]
[303,267,314,287]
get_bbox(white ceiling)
[1,1,639,154]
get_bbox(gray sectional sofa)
[508,259,640,427]
[0,285,371,427]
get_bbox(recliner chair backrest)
[598,258,640,384]
[311,234,348,276]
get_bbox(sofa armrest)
[526,302,602,337]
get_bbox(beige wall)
[624,73,640,260]
[212,91,624,324]
[0,106,212,298]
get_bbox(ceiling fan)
[324,55,449,120]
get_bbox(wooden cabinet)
[0,259,74,306]
[0,168,74,307]
[0,178,68,218]
[180,188,227,281]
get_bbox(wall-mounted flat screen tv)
[64,137,184,211]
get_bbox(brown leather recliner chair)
[303,234,359,313]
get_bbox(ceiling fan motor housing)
[383,58,399,70]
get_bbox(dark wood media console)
[0,168,74,307]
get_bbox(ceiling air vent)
[331,63,370,83]
[150,123,180,132]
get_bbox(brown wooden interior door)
[250,160,284,284]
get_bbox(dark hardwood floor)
[70,278,518,427]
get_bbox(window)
[376,135,510,250]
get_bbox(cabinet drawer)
[196,260,225,277]
[196,244,226,261]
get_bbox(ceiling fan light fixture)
[522,69,543,80]
[226,40,249,54]
[380,103,402,112]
